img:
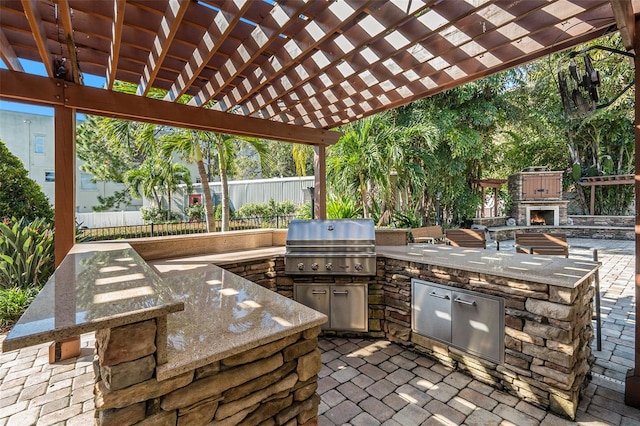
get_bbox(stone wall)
[491,226,634,241]
[379,258,594,420]
[166,254,595,420]
[569,215,634,227]
[94,319,322,425]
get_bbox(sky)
[1,58,106,117]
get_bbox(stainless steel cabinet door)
[412,281,452,342]
[330,284,368,332]
[451,291,503,363]
[295,285,330,330]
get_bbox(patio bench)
[410,225,444,243]
[515,232,569,257]
[445,229,487,249]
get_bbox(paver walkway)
[0,238,637,425]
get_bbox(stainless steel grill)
[285,219,376,275]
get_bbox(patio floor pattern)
[0,238,637,425]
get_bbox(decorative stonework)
[94,320,322,425]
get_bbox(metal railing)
[77,214,298,241]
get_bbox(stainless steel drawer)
[451,291,503,363]
[294,285,330,330]
[330,285,368,332]
[412,282,452,342]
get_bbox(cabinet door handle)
[333,290,349,295]
[430,291,450,300]
[454,297,476,306]
[311,290,327,294]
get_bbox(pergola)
[0,0,639,407]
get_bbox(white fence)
[76,211,144,228]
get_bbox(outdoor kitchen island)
[376,243,599,420]
[1,240,327,426]
[1,231,599,423]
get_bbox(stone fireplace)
[508,168,568,226]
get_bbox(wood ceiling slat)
[243,1,430,118]
[187,0,315,109]
[296,7,614,128]
[0,28,24,71]
[282,0,613,127]
[21,0,54,77]
[136,0,190,96]
[210,0,377,113]
[106,0,126,90]
[165,0,252,103]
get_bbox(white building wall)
[0,109,143,213]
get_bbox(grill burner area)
[285,219,376,276]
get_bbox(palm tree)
[162,163,193,220]
[161,130,217,231]
[328,116,390,218]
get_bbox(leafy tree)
[0,139,53,222]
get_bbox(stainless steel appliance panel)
[451,291,504,363]
[294,285,330,330]
[412,281,452,342]
[285,254,376,275]
[330,284,368,332]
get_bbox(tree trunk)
[197,159,215,232]
[216,140,230,232]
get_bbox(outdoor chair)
[514,232,569,257]
[410,225,444,243]
[445,229,487,249]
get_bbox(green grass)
[0,287,39,332]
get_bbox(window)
[45,171,55,182]
[34,135,45,154]
[80,173,97,190]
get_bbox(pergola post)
[51,105,81,363]
[54,105,76,266]
[626,14,640,408]
[314,145,326,220]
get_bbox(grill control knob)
[325,263,333,271]
[297,263,305,271]
[311,262,319,270]
[354,263,363,272]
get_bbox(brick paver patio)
[0,238,637,425]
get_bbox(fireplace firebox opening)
[526,206,559,226]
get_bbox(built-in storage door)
[451,291,503,363]
[412,281,452,342]
[295,285,330,330]
[330,285,367,332]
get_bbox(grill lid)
[286,219,375,246]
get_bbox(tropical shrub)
[0,139,54,222]
[0,286,39,330]
[327,196,362,219]
[185,202,205,221]
[0,217,55,290]
[235,200,296,220]
[140,206,181,223]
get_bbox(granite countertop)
[2,242,184,352]
[150,263,326,380]
[377,244,599,288]
[2,242,326,382]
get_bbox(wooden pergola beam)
[0,69,341,146]
[611,0,636,51]
[55,0,83,85]
[167,2,251,103]
[105,0,126,90]
[0,28,23,71]
[21,0,54,77]
[136,0,189,97]
[189,0,313,108]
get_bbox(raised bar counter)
[378,243,599,288]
